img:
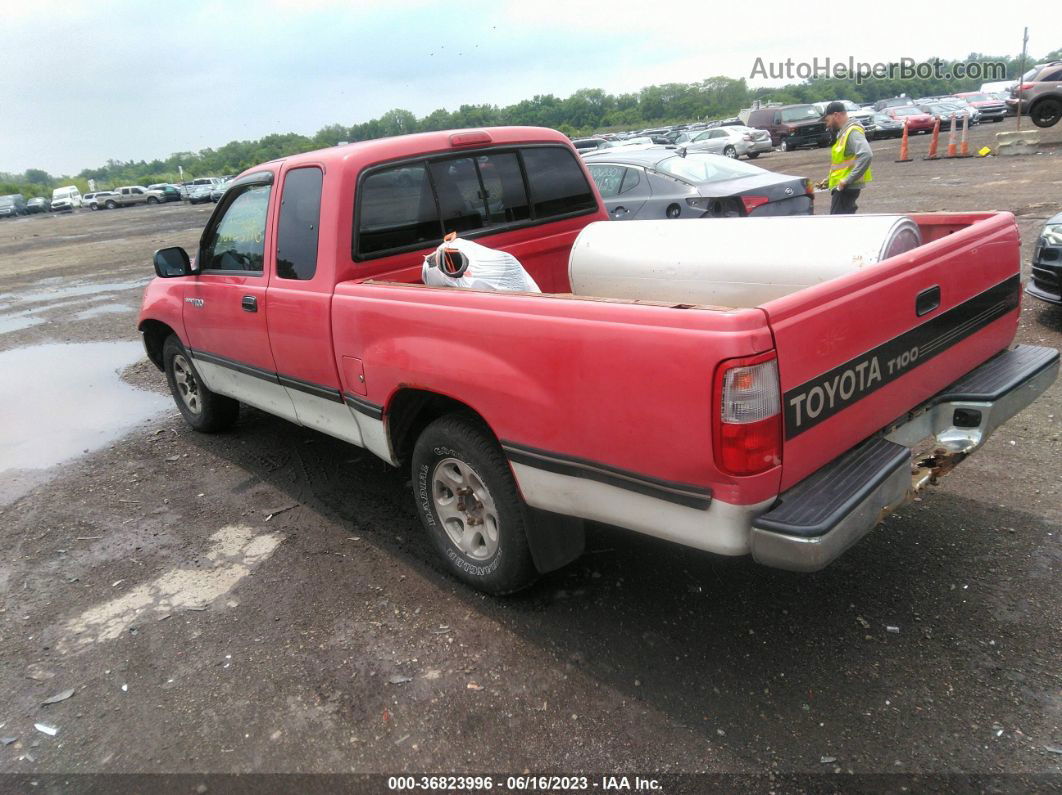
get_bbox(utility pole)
[1016,27,1028,131]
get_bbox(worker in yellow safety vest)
[817,101,873,214]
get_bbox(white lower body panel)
[510,462,774,556]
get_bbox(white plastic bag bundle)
[422,235,540,293]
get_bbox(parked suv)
[1027,210,1062,305]
[0,194,27,218]
[746,104,829,151]
[1008,62,1062,128]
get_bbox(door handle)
[241,295,258,313]
[916,286,940,317]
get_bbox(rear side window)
[358,164,442,256]
[354,145,595,260]
[276,167,323,280]
[520,147,596,218]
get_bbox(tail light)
[740,195,770,214]
[803,179,814,196]
[742,133,753,141]
[713,353,782,476]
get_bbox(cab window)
[519,147,596,218]
[201,184,272,273]
[357,164,442,257]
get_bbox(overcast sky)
[0,0,1040,175]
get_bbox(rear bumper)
[750,345,1059,572]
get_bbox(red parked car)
[887,105,936,133]
[137,126,1057,594]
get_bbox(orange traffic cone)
[945,114,958,157]
[896,118,912,162]
[958,113,971,157]
[924,117,941,160]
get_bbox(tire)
[146,196,158,204]
[779,139,789,152]
[105,200,117,209]
[722,145,737,159]
[1030,98,1061,129]
[746,151,760,159]
[163,335,239,433]
[412,414,537,595]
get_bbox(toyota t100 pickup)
[137,126,1058,594]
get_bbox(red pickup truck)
[138,126,1058,594]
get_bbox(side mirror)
[153,246,191,278]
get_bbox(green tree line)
[2,48,1057,198]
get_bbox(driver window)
[202,185,271,273]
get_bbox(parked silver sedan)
[583,148,812,221]
[673,125,773,159]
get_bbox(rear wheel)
[412,415,537,595]
[146,196,159,204]
[105,200,117,209]
[779,139,789,152]
[722,145,737,158]
[1030,98,1061,129]
[163,335,239,433]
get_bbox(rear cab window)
[353,144,596,261]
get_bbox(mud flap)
[526,508,585,573]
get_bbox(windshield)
[0,197,13,207]
[963,94,991,102]
[780,105,820,122]
[655,153,764,184]
[842,101,861,111]
[53,188,72,198]
[892,106,922,116]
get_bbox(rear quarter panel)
[331,284,780,505]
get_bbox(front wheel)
[412,415,537,595]
[779,139,789,152]
[163,335,239,432]
[746,151,760,159]
[104,200,117,209]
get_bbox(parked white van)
[50,185,83,211]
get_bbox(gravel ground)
[0,121,1059,788]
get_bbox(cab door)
[182,172,297,421]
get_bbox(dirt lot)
[0,120,1060,788]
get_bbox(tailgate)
[762,212,1022,490]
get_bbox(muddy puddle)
[0,276,147,337]
[0,341,171,506]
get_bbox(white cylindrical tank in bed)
[567,215,922,307]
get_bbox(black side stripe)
[189,349,278,383]
[344,392,384,420]
[188,348,358,408]
[278,373,343,403]
[502,440,712,510]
